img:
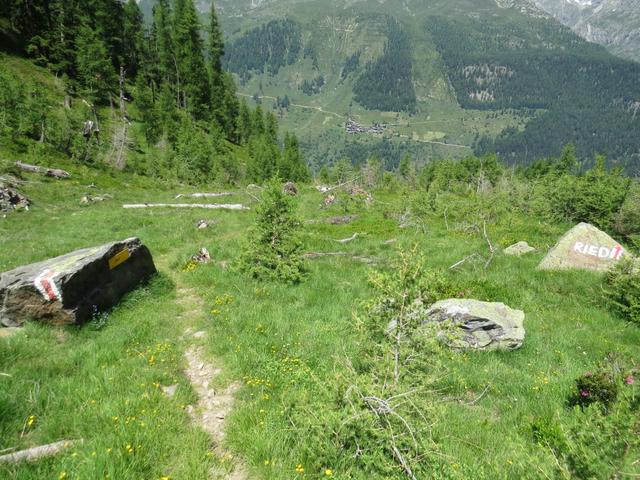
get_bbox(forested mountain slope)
[531,0,640,62]
[138,0,640,173]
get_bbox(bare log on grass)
[122,203,249,211]
[302,252,375,264]
[15,162,70,179]
[175,193,233,199]
[0,440,81,464]
[336,233,366,244]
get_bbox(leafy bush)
[240,179,305,283]
[604,259,640,326]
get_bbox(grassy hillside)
[2,149,640,479]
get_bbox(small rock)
[0,182,30,212]
[324,195,336,206]
[328,214,358,225]
[191,248,211,264]
[193,331,207,339]
[196,220,211,229]
[161,384,178,397]
[423,299,525,351]
[504,241,536,256]
[283,182,298,196]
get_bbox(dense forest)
[353,18,417,113]
[0,0,309,184]
[426,16,640,167]
[223,19,302,82]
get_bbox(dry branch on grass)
[15,162,70,179]
[175,193,233,199]
[336,233,366,244]
[0,440,81,464]
[302,252,375,264]
[122,203,249,211]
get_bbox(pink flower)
[580,390,590,397]
[625,376,635,385]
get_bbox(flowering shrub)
[568,370,618,410]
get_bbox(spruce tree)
[76,21,117,103]
[238,99,252,143]
[122,0,145,78]
[280,132,309,182]
[173,0,211,119]
[152,0,175,86]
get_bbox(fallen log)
[122,203,249,211]
[302,252,375,264]
[175,193,233,199]
[15,162,70,179]
[0,440,81,464]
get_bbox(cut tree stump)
[0,440,81,464]
[15,162,70,179]
[175,193,233,199]
[122,203,249,210]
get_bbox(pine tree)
[76,21,117,103]
[122,0,145,78]
[252,105,265,137]
[280,132,309,182]
[173,0,211,119]
[152,0,175,86]
[264,111,279,144]
[238,98,252,144]
[209,1,224,77]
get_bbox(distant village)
[345,118,387,135]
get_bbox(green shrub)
[604,259,640,326]
[568,370,619,410]
[240,179,305,283]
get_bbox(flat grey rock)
[424,299,525,351]
[504,241,536,256]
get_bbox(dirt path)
[162,257,249,479]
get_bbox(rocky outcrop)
[0,181,30,212]
[538,222,629,272]
[0,238,156,327]
[424,299,525,350]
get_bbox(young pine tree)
[240,178,305,283]
[279,132,310,182]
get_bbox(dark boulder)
[0,238,156,327]
[283,182,298,196]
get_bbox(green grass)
[2,159,638,478]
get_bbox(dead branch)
[336,233,366,244]
[15,162,70,179]
[0,440,81,464]
[465,385,490,406]
[302,252,375,264]
[482,220,496,269]
[316,176,362,193]
[175,193,234,199]
[449,253,482,270]
[122,203,249,211]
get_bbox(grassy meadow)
[1,158,639,479]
